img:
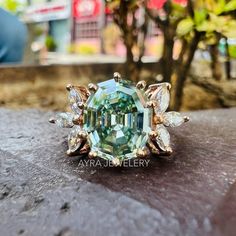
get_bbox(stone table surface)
[0,108,236,236]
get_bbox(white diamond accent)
[68,126,82,152]
[155,124,170,151]
[68,88,82,115]
[55,112,74,128]
[149,83,170,114]
[163,112,185,127]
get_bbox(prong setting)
[166,83,171,90]
[184,116,190,122]
[165,146,173,155]
[78,102,85,109]
[136,148,150,158]
[78,131,87,140]
[66,84,73,91]
[113,72,121,82]
[149,131,158,140]
[49,117,55,124]
[88,83,98,93]
[72,115,82,125]
[88,151,98,159]
[153,115,164,125]
[136,80,146,90]
[146,100,156,108]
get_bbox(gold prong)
[78,131,87,140]
[113,72,121,82]
[88,151,98,159]
[153,115,164,125]
[72,115,81,125]
[88,83,98,93]
[112,157,121,166]
[165,146,173,155]
[79,143,90,154]
[166,83,171,90]
[146,100,156,108]
[49,117,55,123]
[66,149,73,156]
[184,116,190,122]
[149,131,158,139]
[66,84,73,91]
[136,80,146,90]
[78,102,85,109]
[147,92,153,99]
[136,148,149,158]
[147,140,160,155]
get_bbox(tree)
[146,0,236,110]
[106,0,148,82]
[106,0,236,109]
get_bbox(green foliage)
[224,0,236,12]
[175,0,236,41]
[0,0,24,13]
[177,18,194,36]
[194,9,207,26]
[45,36,57,52]
[229,44,236,58]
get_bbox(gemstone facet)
[55,112,74,128]
[68,126,83,152]
[147,83,170,114]
[155,124,170,151]
[83,79,152,161]
[163,111,185,127]
[68,87,82,115]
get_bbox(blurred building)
[21,0,161,57]
[22,0,71,53]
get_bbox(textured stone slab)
[0,108,236,236]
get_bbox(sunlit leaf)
[177,18,194,36]
[222,19,236,38]
[213,0,226,15]
[196,20,216,33]
[224,0,236,12]
[194,9,207,26]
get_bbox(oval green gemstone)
[83,79,152,161]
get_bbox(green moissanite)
[83,79,152,161]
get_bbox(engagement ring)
[49,72,189,166]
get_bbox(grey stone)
[0,108,236,236]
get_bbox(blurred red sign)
[147,0,187,9]
[73,0,101,19]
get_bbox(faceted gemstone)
[163,111,185,127]
[68,87,82,115]
[55,112,74,128]
[83,79,152,161]
[148,83,170,114]
[68,126,82,152]
[155,124,170,151]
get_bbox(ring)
[49,72,189,166]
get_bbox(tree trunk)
[161,27,175,83]
[225,38,231,80]
[124,33,140,82]
[210,44,222,81]
[172,32,201,111]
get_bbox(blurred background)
[0,0,235,111]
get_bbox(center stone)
[83,79,152,161]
